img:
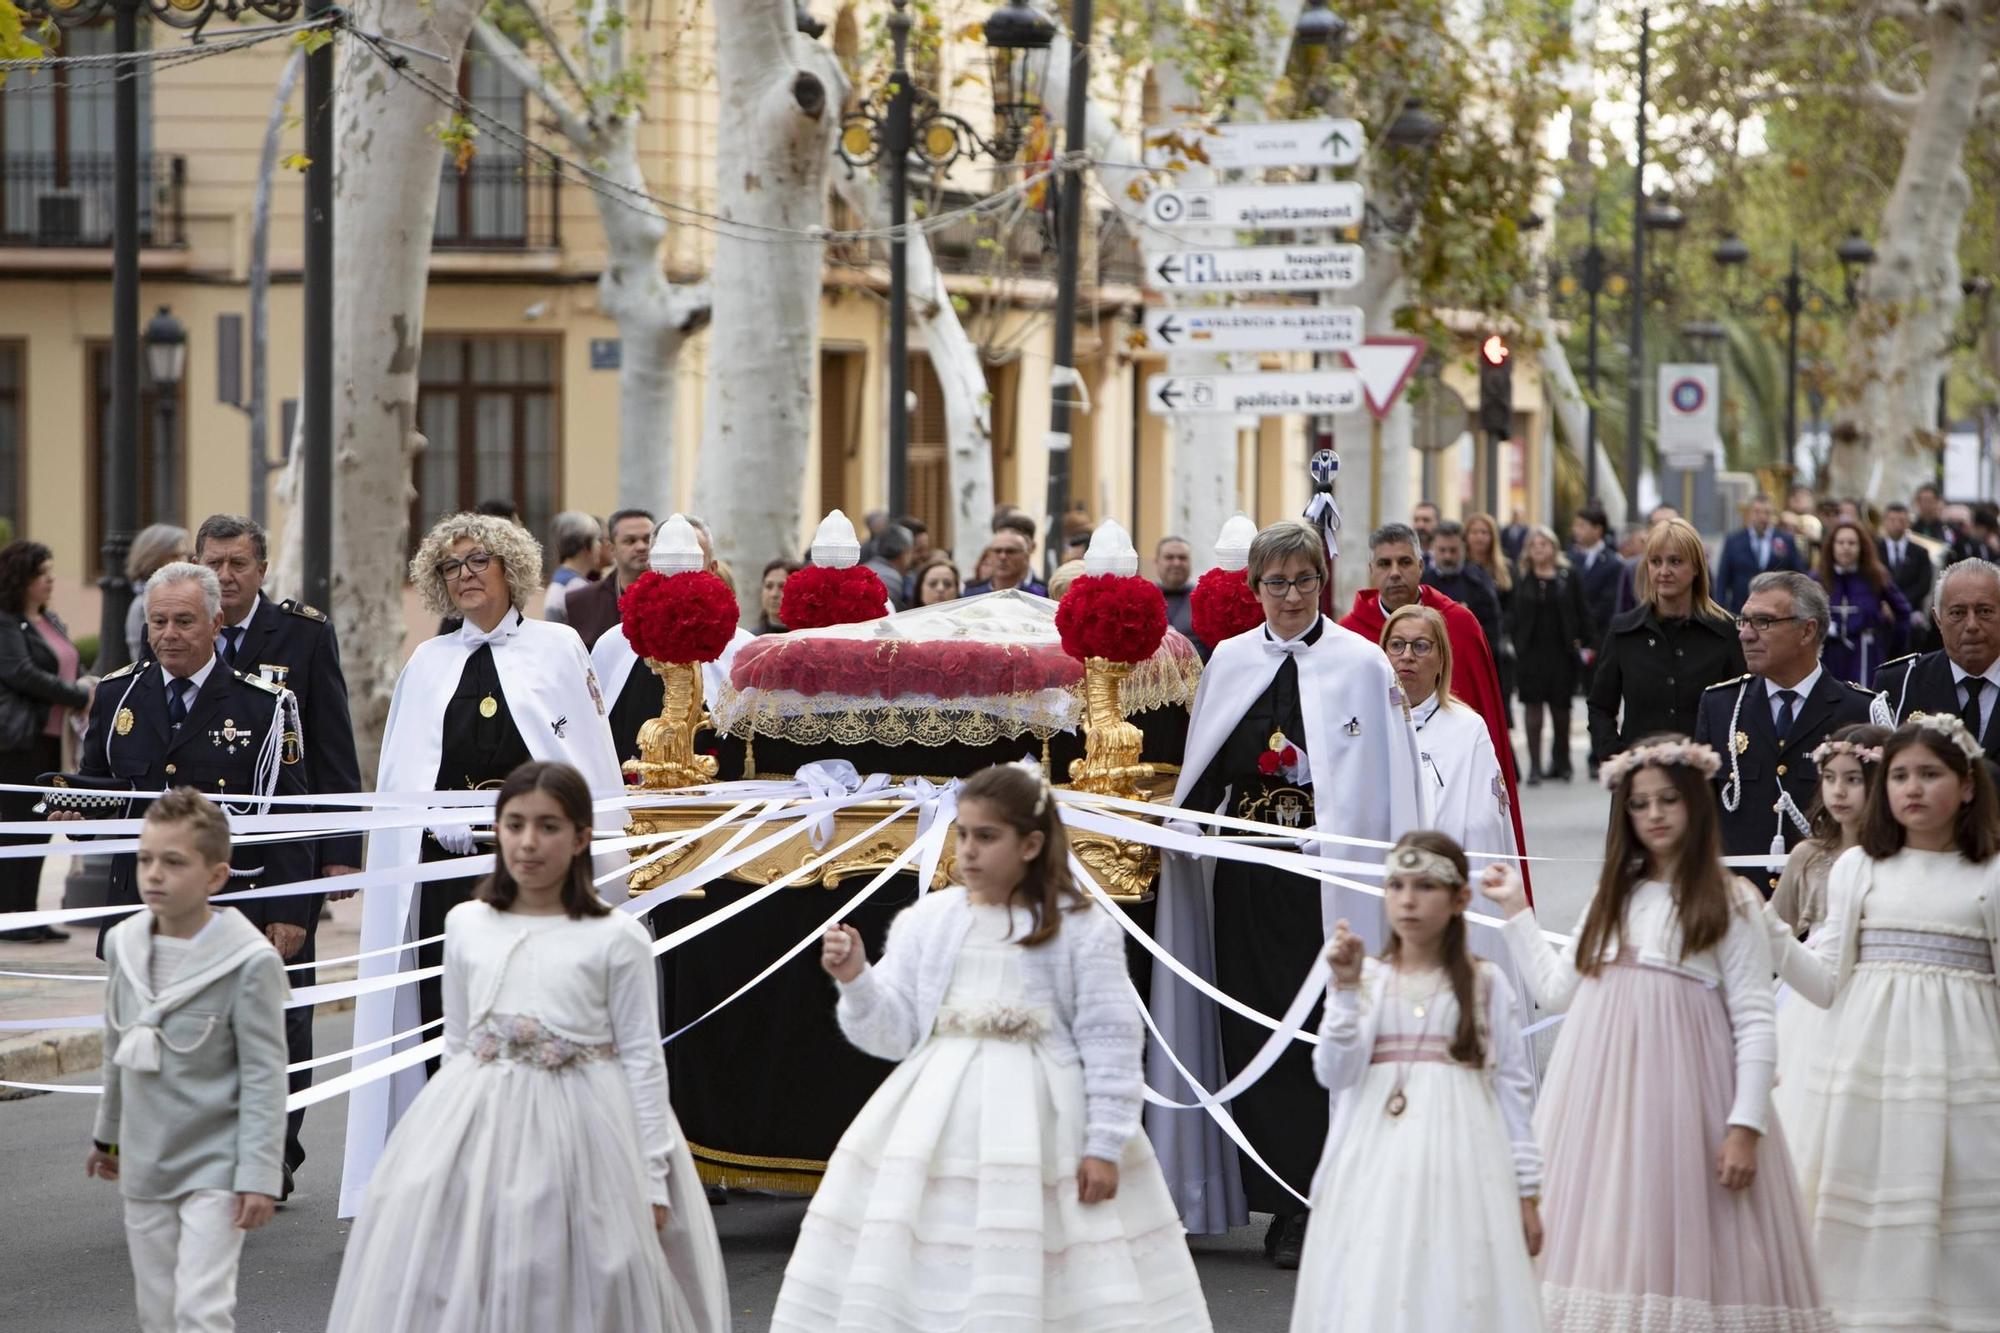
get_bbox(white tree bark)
[1827,2,2000,502]
[693,2,842,616]
[248,51,304,534]
[829,170,994,573]
[1531,311,1630,526]
[271,0,483,772]
[471,7,711,516]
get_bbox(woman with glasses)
[1587,518,1743,769]
[1150,520,1426,1266]
[341,512,624,1216]
[1509,526,1593,784]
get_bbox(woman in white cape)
[340,512,627,1218]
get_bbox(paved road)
[0,743,1604,1332]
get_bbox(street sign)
[1146,371,1363,417]
[1144,119,1366,170]
[1145,244,1365,292]
[1140,306,1363,353]
[1144,181,1365,231]
[1343,337,1430,420]
[1658,363,1721,464]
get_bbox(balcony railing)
[0,153,186,248]
[435,157,562,251]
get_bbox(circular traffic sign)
[1669,377,1707,414]
[1150,192,1185,224]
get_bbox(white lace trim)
[1544,1284,1836,1333]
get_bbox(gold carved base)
[1068,657,1154,802]
[623,659,719,792]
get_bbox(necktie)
[219,626,243,667]
[1773,688,1798,741]
[1963,678,1986,741]
[167,677,193,728]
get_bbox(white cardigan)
[836,886,1144,1162]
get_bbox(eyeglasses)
[1257,573,1324,597]
[1734,614,1800,633]
[437,551,495,583]
[1384,638,1436,657]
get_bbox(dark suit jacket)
[0,612,89,748]
[226,596,363,869]
[1568,545,1623,645]
[77,661,316,929]
[1878,536,1935,615]
[1871,650,2000,765]
[1423,566,1502,653]
[1694,668,1877,883]
[1714,527,1806,613]
[563,574,624,650]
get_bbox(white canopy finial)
[1213,513,1258,572]
[811,509,862,569]
[649,513,705,575]
[1082,519,1139,577]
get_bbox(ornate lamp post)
[143,305,187,524]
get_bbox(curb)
[0,989,356,1101]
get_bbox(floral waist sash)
[469,1013,616,1070]
[932,1000,1053,1042]
[1857,927,1995,977]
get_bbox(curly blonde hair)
[409,512,544,618]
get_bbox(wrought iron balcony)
[434,157,562,251]
[0,152,186,248]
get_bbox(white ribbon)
[793,761,892,848]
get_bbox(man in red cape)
[1338,523,1530,894]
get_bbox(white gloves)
[428,824,479,856]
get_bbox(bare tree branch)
[505,0,596,114]
[471,18,595,145]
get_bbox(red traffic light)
[1480,334,1511,366]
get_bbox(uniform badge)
[257,663,290,688]
[1344,716,1362,736]
[1733,731,1750,754]
[586,668,606,716]
[1493,772,1509,814]
[211,718,248,756]
[551,715,568,740]
[282,731,303,765]
[479,695,499,719]
[114,708,135,737]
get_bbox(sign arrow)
[1154,255,1182,286]
[1155,379,1183,411]
[1324,128,1351,156]
[1154,315,1182,346]
[1141,306,1364,354]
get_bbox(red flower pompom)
[1055,574,1169,664]
[1257,750,1281,776]
[618,570,741,664]
[780,564,890,631]
[1190,566,1264,646]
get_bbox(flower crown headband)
[1006,756,1051,816]
[1810,739,1884,767]
[1905,712,1985,764]
[1386,844,1464,887]
[1598,738,1723,790]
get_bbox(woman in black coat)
[1587,517,1745,764]
[0,540,93,941]
[1509,525,1592,783]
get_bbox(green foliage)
[0,0,46,90]
[73,634,98,667]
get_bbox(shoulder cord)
[1719,679,1749,813]
[249,687,304,818]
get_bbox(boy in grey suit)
[86,789,288,1333]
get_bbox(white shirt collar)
[159,653,220,695]
[1264,614,1321,646]
[1766,663,1821,706]
[223,593,264,634]
[1578,540,1605,558]
[1950,659,2000,691]
[1409,692,1443,728]
[457,607,525,648]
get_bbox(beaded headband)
[1598,738,1723,790]
[1006,756,1051,816]
[1809,739,1884,767]
[1905,712,1985,764]
[1385,844,1464,887]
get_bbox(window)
[0,24,163,245]
[0,343,20,537]
[85,341,184,573]
[415,336,561,563]
[434,49,556,249]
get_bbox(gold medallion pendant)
[479,695,499,719]
[1385,1090,1407,1117]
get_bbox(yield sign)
[1341,336,1428,421]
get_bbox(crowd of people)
[7,474,2000,1333]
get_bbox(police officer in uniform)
[193,514,361,1191]
[1871,558,2000,767]
[1694,571,1875,893]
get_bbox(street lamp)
[1710,231,1874,470]
[144,304,186,527]
[834,0,1051,522]
[1288,0,1347,110]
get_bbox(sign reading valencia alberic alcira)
[1144,243,1365,292]
[1145,370,1364,417]
[1138,307,1364,354]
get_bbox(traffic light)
[1478,333,1513,436]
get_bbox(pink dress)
[31,616,79,738]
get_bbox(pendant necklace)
[1385,966,1447,1118]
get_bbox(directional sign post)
[1147,371,1363,418]
[1141,306,1363,354]
[1145,182,1365,232]
[1146,244,1365,293]
[1144,119,1366,170]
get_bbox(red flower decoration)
[780,564,890,631]
[1258,750,1281,776]
[1190,566,1264,646]
[618,569,741,664]
[1054,574,1168,664]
